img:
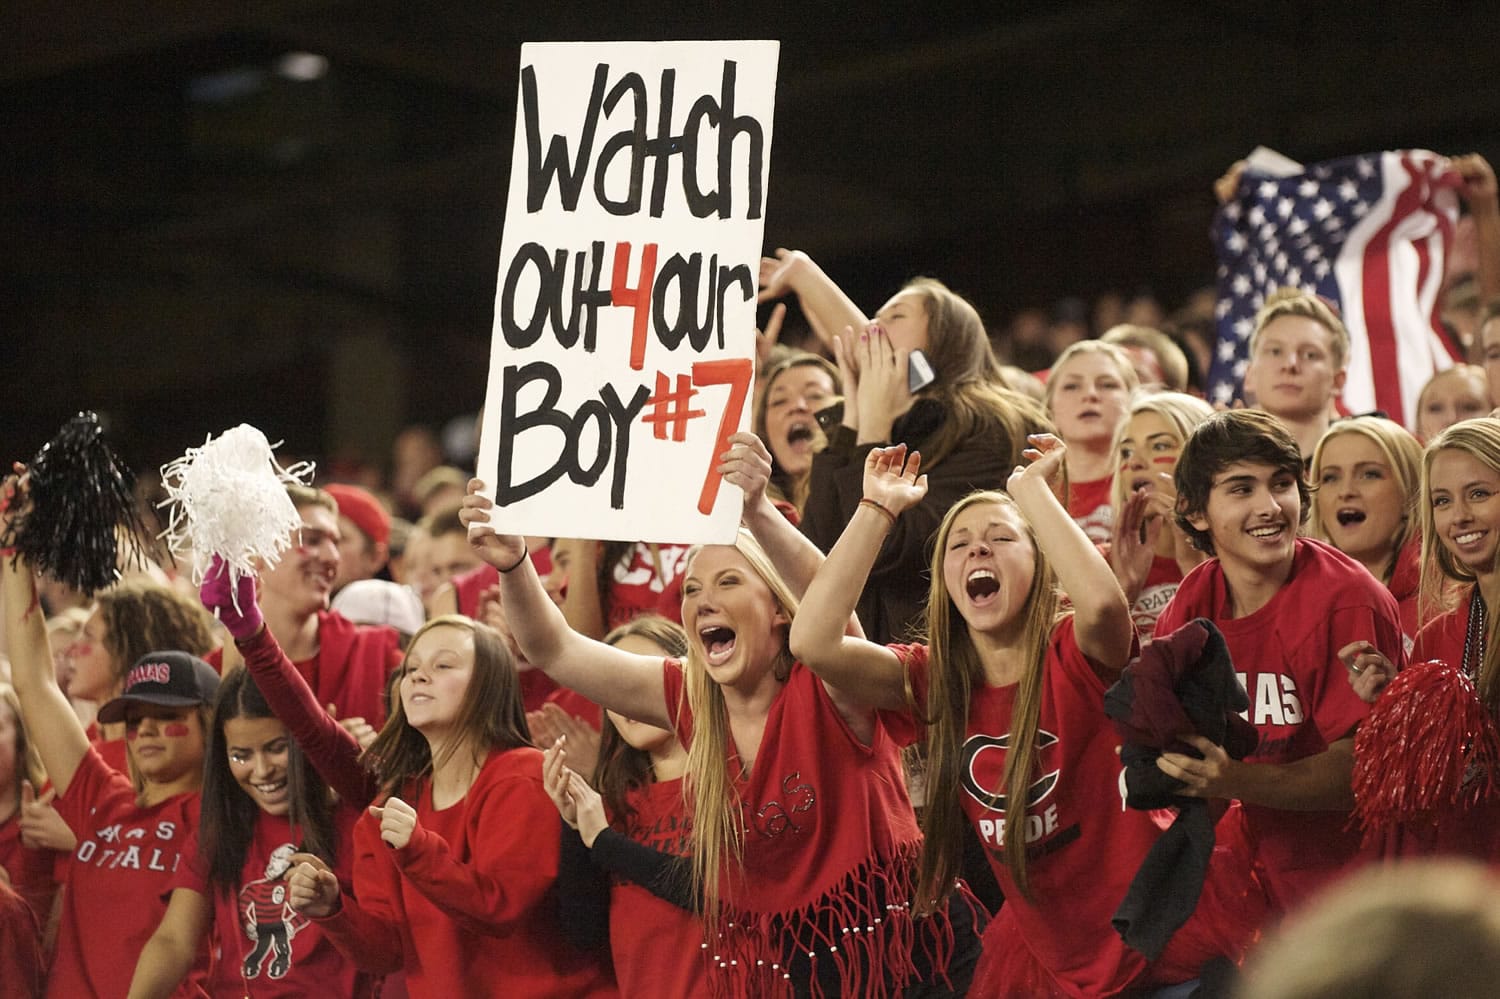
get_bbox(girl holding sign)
[787,438,1261,997]
[461,464,983,998]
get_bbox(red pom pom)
[1352,659,1500,850]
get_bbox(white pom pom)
[157,425,315,592]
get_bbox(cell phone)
[814,399,844,432]
[908,350,936,392]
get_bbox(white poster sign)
[475,40,779,543]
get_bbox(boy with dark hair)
[1155,409,1405,914]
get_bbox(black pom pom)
[2,412,150,595]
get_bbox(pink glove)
[199,556,263,641]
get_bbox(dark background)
[6,2,1498,480]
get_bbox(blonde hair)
[1249,287,1351,370]
[1307,416,1422,584]
[1108,391,1214,513]
[681,531,798,926]
[1418,418,1500,712]
[1043,340,1139,417]
[913,490,1064,906]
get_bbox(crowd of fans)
[1,152,1499,998]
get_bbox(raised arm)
[1008,435,1134,671]
[1,495,91,797]
[201,563,375,805]
[460,481,670,729]
[722,431,840,607]
[1455,154,1500,306]
[789,446,922,712]
[757,249,869,355]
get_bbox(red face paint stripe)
[1152,456,1176,465]
[162,723,192,738]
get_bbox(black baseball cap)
[96,650,221,724]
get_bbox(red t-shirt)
[172,808,368,998]
[1066,476,1114,546]
[48,747,209,999]
[1131,555,1185,644]
[0,818,55,930]
[1156,538,1400,912]
[608,777,707,999]
[606,544,692,630]
[316,747,614,998]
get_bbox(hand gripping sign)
[475,41,779,545]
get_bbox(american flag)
[1210,150,1464,426]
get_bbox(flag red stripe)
[1358,154,1425,426]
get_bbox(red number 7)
[691,358,754,515]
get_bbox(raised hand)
[757,248,812,303]
[862,445,928,517]
[1009,433,1067,494]
[1453,153,1498,207]
[1214,160,1248,206]
[19,780,76,852]
[755,303,787,371]
[370,796,418,850]
[851,324,911,444]
[286,852,340,918]
[199,555,263,641]
[459,479,528,572]
[1108,486,1161,602]
[718,431,775,508]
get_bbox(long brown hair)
[680,531,798,926]
[898,277,1052,471]
[914,490,1064,906]
[363,615,531,796]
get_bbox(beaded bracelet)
[858,498,897,526]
